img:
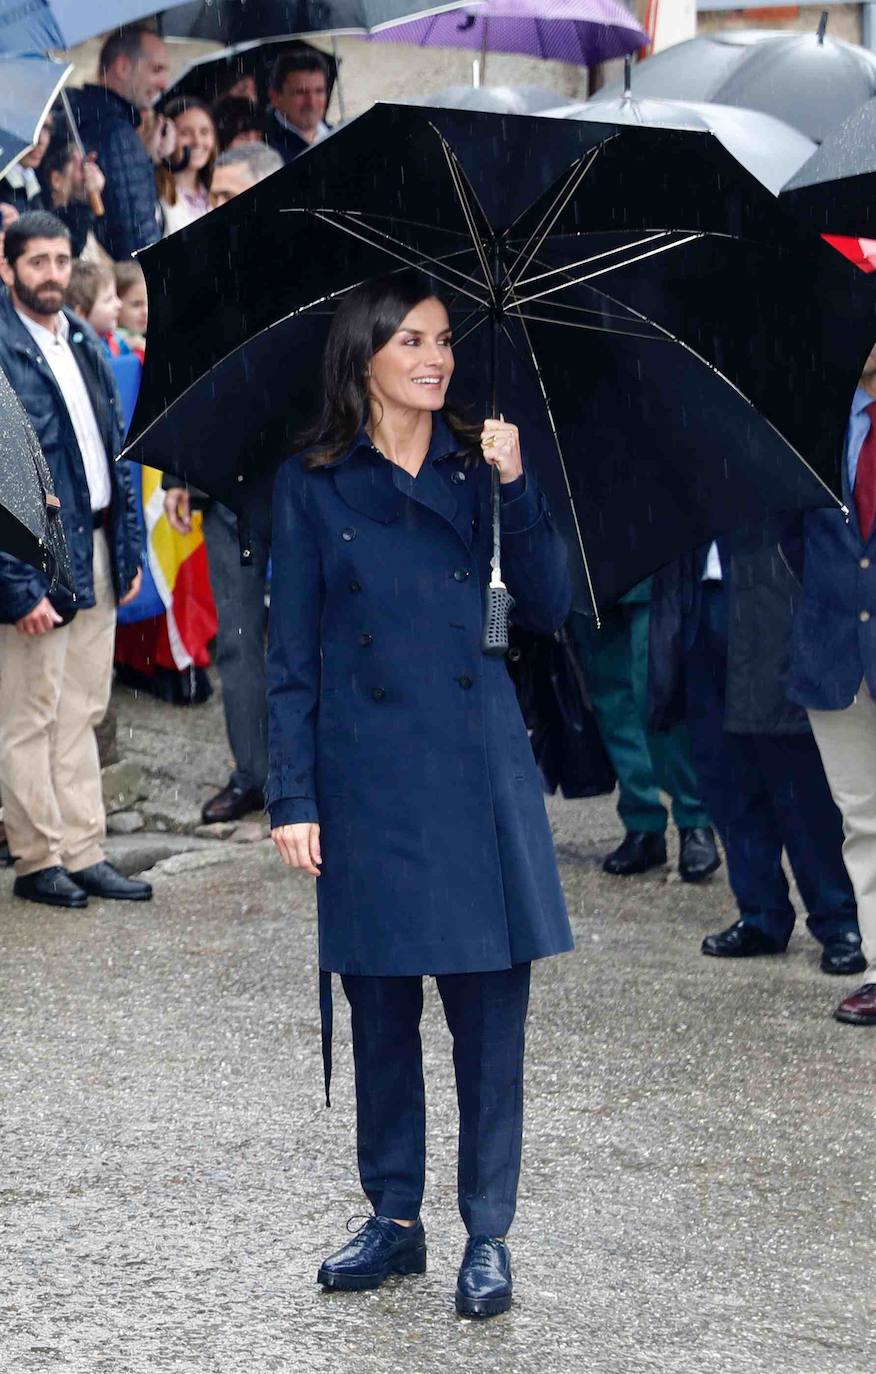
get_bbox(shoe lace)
[467,1237,501,1267]
[344,1213,382,1247]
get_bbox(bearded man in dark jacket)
[67,25,169,259]
[0,213,148,908]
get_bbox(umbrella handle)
[481,463,514,656]
[88,189,105,217]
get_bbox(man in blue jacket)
[66,26,169,259]
[790,342,876,1026]
[0,212,149,907]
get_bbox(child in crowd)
[115,259,148,361]
[65,260,127,358]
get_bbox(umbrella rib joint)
[286,209,491,306]
[510,233,705,310]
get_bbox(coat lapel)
[332,447,405,524]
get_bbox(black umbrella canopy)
[157,37,339,109]
[125,102,876,614]
[0,365,72,590]
[157,0,473,41]
[592,24,876,143]
[781,97,876,239]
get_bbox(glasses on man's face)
[287,85,327,98]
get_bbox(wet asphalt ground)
[0,687,873,1373]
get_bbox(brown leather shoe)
[833,982,876,1026]
[201,783,263,825]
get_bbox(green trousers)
[569,604,710,834]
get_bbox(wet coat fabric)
[266,416,574,977]
[66,85,161,259]
[648,516,810,737]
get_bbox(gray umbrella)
[0,366,71,590]
[781,97,876,238]
[591,18,876,143]
[406,83,566,114]
[542,91,815,194]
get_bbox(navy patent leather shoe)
[455,1236,513,1318]
[317,1216,426,1291]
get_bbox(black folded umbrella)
[0,365,72,590]
[123,102,876,617]
[781,97,876,240]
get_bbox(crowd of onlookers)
[0,23,874,1035]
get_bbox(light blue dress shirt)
[846,386,876,491]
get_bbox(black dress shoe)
[602,830,667,876]
[69,861,152,902]
[702,920,784,958]
[13,866,87,909]
[201,783,263,825]
[820,931,867,976]
[455,1236,513,1319]
[317,1216,426,1291]
[678,826,721,883]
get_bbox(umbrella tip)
[817,9,829,42]
[624,55,632,98]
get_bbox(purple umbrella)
[369,0,647,70]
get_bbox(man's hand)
[271,822,322,877]
[82,156,106,198]
[164,487,192,535]
[16,597,63,637]
[119,568,143,607]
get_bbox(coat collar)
[331,414,468,536]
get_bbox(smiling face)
[368,298,454,419]
[174,107,216,172]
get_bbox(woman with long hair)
[267,273,573,1319]
[158,97,217,236]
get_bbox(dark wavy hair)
[302,272,481,469]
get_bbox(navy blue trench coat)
[266,415,574,977]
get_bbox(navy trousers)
[340,963,531,1238]
[685,584,857,947]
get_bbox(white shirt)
[703,541,722,581]
[16,309,112,512]
[272,107,330,145]
[2,164,41,202]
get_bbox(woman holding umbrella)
[267,272,573,1319]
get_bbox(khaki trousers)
[0,531,116,877]
[808,680,876,980]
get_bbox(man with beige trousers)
[0,210,150,907]
[789,343,876,1026]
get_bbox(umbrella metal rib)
[503,142,609,291]
[511,230,678,291]
[509,232,705,309]
[506,300,602,624]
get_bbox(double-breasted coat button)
[360,633,374,646]
[458,674,473,689]
[349,580,361,593]
[451,470,466,484]
[372,686,386,701]
[453,567,471,582]
[342,527,357,542]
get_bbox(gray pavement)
[0,684,873,1373]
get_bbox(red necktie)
[855,401,876,542]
